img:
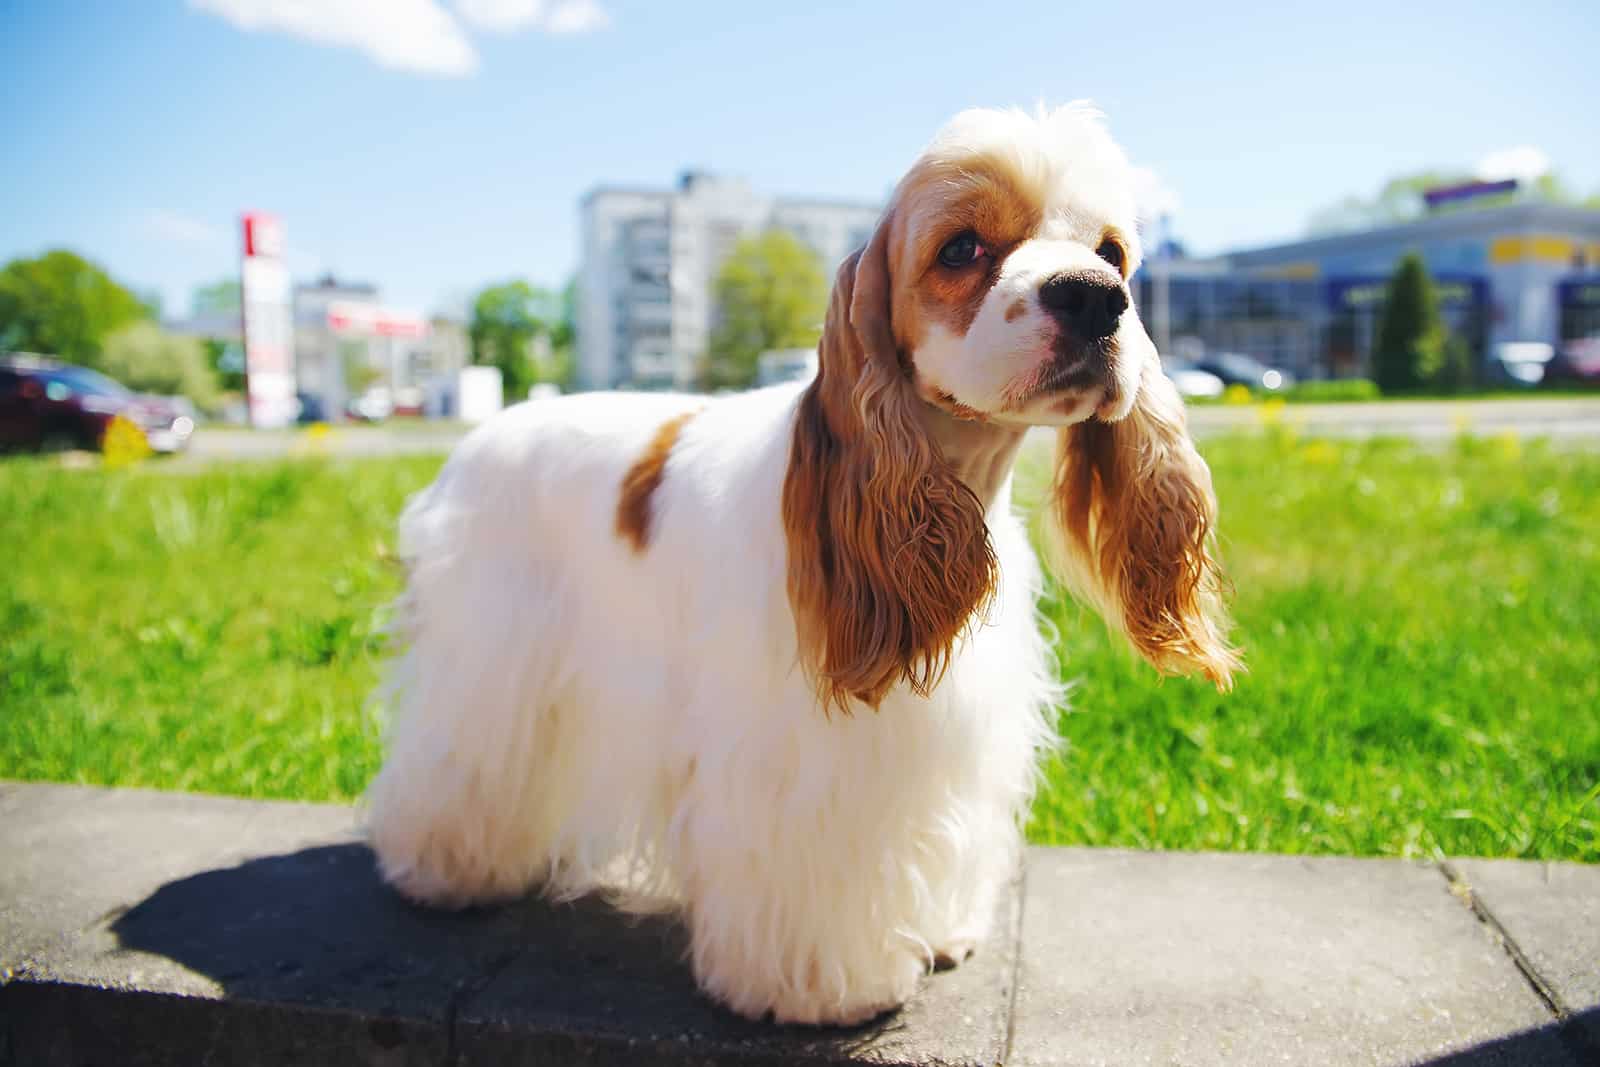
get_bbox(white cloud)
[144,210,227,247]
[453,0,611,34]
[1475,145,1551,184]
[453,0,543,31]
[1130,165,1181,221]
[542,0,611,34]
[190,0,479,77]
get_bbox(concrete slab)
[1,782,473,1064]
[454,875,1018,1066]
[6,783,1594,1066]
[0,781,1018,1065]
[0,780,359,973]
[1449,859,1600,1055]
[1010,849,1577,1067]
[1448,859,1600,1013]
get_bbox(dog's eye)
[937,233,985,268]
[1096,237,1126,274]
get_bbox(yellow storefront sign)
[1489,235,1575,265]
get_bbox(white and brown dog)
[366,104,1238,1026]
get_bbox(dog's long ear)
[782,211,997,714]
[1044,340,1240,690]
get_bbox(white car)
[1161,360,1226,399]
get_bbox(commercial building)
[577,174,1600,389]
[578,172,880,390]
[1141,202,1600,379]
[172,274,469,419]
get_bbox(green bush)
[1284,378,1381,403]
[100,321,221,411]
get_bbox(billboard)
[1326,274,1487,313]
[240,213,296,428]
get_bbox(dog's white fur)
[368,386,1054,1023]
[367,104,1233,1026]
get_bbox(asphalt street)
[182,397,1600,461]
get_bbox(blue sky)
[3,0,1597,318]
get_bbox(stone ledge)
[0,782,1012,1066]
[2,781,1595,1066]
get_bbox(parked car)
[1192,351,1295,392]
[295,391,329,424]
[1543,338,1600,385]
[0,355,195,453]
[1161,359,1226,399]
[1489,342,1554,387]
[346,387,393,422]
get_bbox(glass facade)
[1135,274,1325,376]
[1140,206,1600,379]
[1558,278,1600,343]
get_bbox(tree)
[1372,254,1448,392]
[704,231,826,390]
[0,250,148,365]
[1307,168,1586,236]
[99,321,221,410]
[1433,332,1476,394]
[468,279,575,397]
[191,279,241,317]
[1306,172,1455,235]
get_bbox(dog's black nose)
[1039,273,1128,341]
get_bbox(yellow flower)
[295,422,333,455]
[101,414,152,468]
[1223,384,1253,406]
[1300,440,1339,465]
[1491,430,1520,461]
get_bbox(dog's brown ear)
[1044,357,1240,689]
[782,213,997,714]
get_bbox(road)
[1185,396,1600,442]
[185,423,469,462]
[183,397,1600,461]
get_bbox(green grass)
[0,456,440,801]
[1019,430,1600,861]
[2,431,1597,861]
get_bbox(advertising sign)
[240,213,296,428]
[1326,274,1487,314]
[325,301,429,338]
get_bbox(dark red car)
[0,356,195,453]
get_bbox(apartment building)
[577,171,881,390]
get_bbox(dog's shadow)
[109,842,906,1055]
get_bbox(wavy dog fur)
[366,103,1236,1029]
[1048,358,1240,687]
[783,226,998,714]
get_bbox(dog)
[366,103,1238,1026]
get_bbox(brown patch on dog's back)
[615,409,697,553]
[1005,298,1028,323]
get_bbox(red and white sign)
[326,301,429,339]
[243,213,284,258]
[240,212,296,428]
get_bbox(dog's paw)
[713,952,922,1027]
[766,981,915,1027]
[931,938,976,972]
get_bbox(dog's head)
[784,104,1239,713]
[874,104,1150,427]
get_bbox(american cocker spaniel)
[367,103,1238,1026]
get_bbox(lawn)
[2,427,1596,862]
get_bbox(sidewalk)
[173,397,1600,464]
[2,781,1595,1065]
